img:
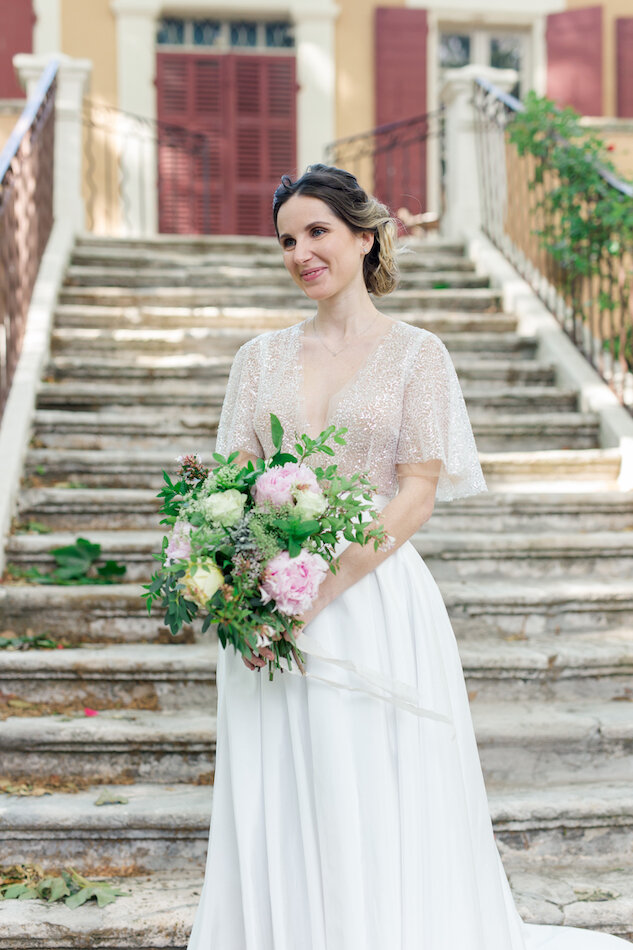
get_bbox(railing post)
[440,65,517,241]
[14,53,92,233]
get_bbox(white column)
[440,64,517,241]
[32,0,61,55]
[14,53,92,233]
[110,0,159,234]
[292,3,339,173]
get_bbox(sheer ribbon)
[280,493,453,727]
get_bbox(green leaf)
[270,413,284,451]
[94,788,129,806]
[65,886,96,909]
[3,884,29,899]
[96,560,127,580]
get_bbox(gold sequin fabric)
[215,319,487,503]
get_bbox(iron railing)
[0,60,57,418]
[83,101,215,236]
[473,76,633,411]
[325,110,445,228]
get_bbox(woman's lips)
[301,267,326,283]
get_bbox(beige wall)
[582,119,633,182]
[565,0,631,116]
[335,0,404,140]
[60,0,118,106]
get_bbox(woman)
[188,165,626,949]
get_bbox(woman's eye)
[281,238,295,249]
[311,227,326,237]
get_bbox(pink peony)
[165,520,192,563]
[252,462,320,508]
[260,549,328,617]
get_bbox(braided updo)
[272,164,399,297]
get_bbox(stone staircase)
[1,234,632,945]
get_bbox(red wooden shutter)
[616,18,633,118]
[0,0,35,98]
[156,51,296,235]
[546,6,603,116]
[232,54,297,236]
[374,8,428,215]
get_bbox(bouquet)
[143,413,392,680]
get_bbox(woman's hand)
[241,641,275,671]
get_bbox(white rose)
[293,488,327,520]
[201,488,246,526]
[183,560,225,607]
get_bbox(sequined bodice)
[215,319,486,503]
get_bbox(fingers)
[242,645,268,670]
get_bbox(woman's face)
[276,194,373,301]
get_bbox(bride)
[187,164,627,949]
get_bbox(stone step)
[420,531,633,580]
[30,410,599,454]
[51,308,516,338]
[73,233,468,257]
[63,264,490,290]
[0,700,630,786]
[0,709,215,784]
[8,529,632,583]
[57,284,503,312]
[50,322,535,359]
[460,632,633,702]
[432,490,633,533]
[1,577,630,645]
[1,781,631,876]
[0,864,629,946]
[16,488,161,530]
[481,449,622,491]
[0,584,173,644]
[475,700,633,785]
[0,632,630,713]
[46,353,556,386]
[15,487,633,533]
[35,381,579,415]
[445,577,633,639]
[0,644,216,712]
[24,447,621,490]
[70,243,474,271]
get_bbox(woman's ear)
[360,232,375,255]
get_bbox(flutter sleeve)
[215,340,264,459]
[395,332,487,502]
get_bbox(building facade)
[1,0,631,234]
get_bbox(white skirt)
[188,497,627,950]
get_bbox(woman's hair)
[272,163,399,297]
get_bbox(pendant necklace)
[311,312,381,358]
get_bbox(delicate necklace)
[310,312,381,358]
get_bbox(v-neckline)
[294,318,400,438]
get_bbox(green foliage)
[11,538,127,585]
[0,632,61,650]
[0,865,128,908]
[143,413,391,677]
[507,92,633,367]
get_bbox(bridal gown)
[188,319,627,949]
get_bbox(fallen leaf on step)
[573,887,620,903]
[94,789,129,806]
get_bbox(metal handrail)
[0,58,57,417]
[474,76,633,198]
[325,108,445,225]
[0,59,58,181]
[473,76,633,411]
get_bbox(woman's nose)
[293,239,312,263]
